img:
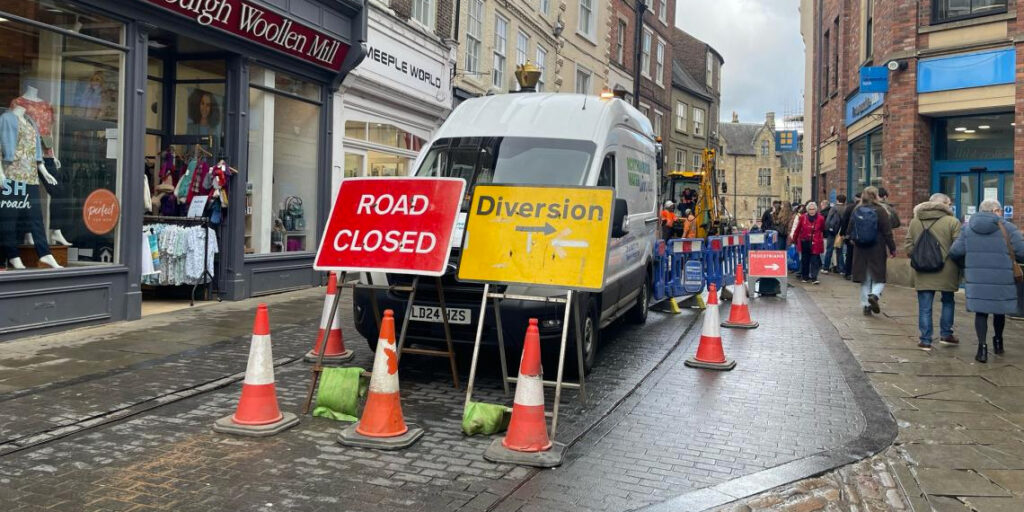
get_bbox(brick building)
[607,0,637,101]
[803,0,1020,229]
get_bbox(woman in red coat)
[794,201,826,283]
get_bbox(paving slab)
[915,468,1012,497]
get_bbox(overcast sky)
[675,0,805,128]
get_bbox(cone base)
[303,349,355,364]
[213,411,299,437]
[338,422,423,450]
[721,320,759,329]
[484,438,566,468]
[684,357,736,371]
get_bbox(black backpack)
[910,220,945,273]
[850,206,879,247]
[825,206,842,234]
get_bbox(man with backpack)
[904,193,961,350]
[846,187,897,316]
[823,195,845,274]
[838,193,861,279]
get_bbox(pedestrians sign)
[314,177,465,276]
[748,250,787,278]
[458,185,614,291]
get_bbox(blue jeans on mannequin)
[917,291,954,346]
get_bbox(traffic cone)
[304,272,354,364]
[213,304,300,436]
[685,284,736,371]
[484,318,566,467]
[337,310,423,450]
[722,264,759,329]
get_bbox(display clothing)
[10,97,55,159]
[0,183,52,259]
[0,112,43,185]
[43,157,70,231]
[142,223,218,286]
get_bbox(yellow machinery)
[664,148,729,238]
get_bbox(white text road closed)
[314,177,466,276]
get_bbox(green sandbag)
[462,401,512,436]
[312,367,368,422]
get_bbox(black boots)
[976,342,988,363]
[994,337,1004,355]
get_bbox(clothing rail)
[143,214,220,305]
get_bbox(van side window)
[597,154,615,187]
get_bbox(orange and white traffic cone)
[722,264,758,329]
[213,304,300,436]
[483,318,566,468]
[337,310,423,450]
[305,272,354,364]
[685,284,736,371]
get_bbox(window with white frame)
[493,16,508,89]
[693,108,705,136]
[655,39,665,85]
[675,149,684,171]
[693,153,701,171]
[578,0,594,38]
[653,111,663,138]
[760,139,770,156]
[576,65,592,94]
[641,28,652,78]
[466,0,483,74]
[516,31,528,66]
[658,0,666,23]
[706,52,713,87]
[675,102,688,132]
[411,0,434,29]
[541,0,549,14]
[535,46,547,91]
[616,19,626,64]
[758,168,772,187]
[757,197,772,217]
[640,104,650,117]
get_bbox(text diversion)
[332,194,438,254]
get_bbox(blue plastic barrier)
[671,238,705,295]
[652,240,669,301]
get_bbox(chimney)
[766,112,775,129]
[731,111,738,123]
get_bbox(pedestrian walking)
[794,201,826,283]
[774,202,794,249]
[839,193,861,279]
[846,187,896,316]
[904,193,961,351]
[824,194,846,273]
[761,200,780,233]
[949,199,1024,363]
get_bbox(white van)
[352,93,660,374]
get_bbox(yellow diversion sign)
[458,185,614,291]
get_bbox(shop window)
[935,113,1013,161]
[175,60,226,156]
[933,0,1007,24]
[0,11,125,270]
[367,151,410,177]
[345,121,367,140]
[849,131,883,193]
[344,153,363,178]
[248,65,321,255]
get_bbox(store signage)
[314,177,466,276]
[845,91,884,127]
[776,130,798,152]
[145,0,349,72]
[0,179,29,209]
[361,25,451,105]
[82,189,120,235]
[859,66,889,94]
[918,47,1015,94]
[748,250,787,278]
[458,185,614,291]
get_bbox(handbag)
[997,222,1024,315]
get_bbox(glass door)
[943,170,1012,221]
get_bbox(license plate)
[409,305,471,325]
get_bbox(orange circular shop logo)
[83,189,120,235]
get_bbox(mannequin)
[12,86,69,246]
[0,105,61,269]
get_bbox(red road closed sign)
[314,177,466,276]
[748,250,787,277]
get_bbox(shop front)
[335,3,453,190]
[844,90,885,197]
[932,112,1014,221]
[0,0,365,340]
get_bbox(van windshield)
[415,137,596,187]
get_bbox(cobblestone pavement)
[719,272,1024,512]
[0,283,886,511]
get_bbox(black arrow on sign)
[515,222,556,236]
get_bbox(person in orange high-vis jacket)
[660,200,677,240]
[683,210,697,238]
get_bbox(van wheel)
[626,274,650,325]
[561,298,598,377]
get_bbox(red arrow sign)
[748,250,787,277]
[314,177,466,276]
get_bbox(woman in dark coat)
[845,187,896,316]
[949,199,1024,362]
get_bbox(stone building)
[672,28,724,151]
[667,61,714,173]
[718,113,786,228]
[803,0,1020,229]
[452,0,612,102]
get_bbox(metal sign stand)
[463,284,587,440]
[302,273,461,414]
